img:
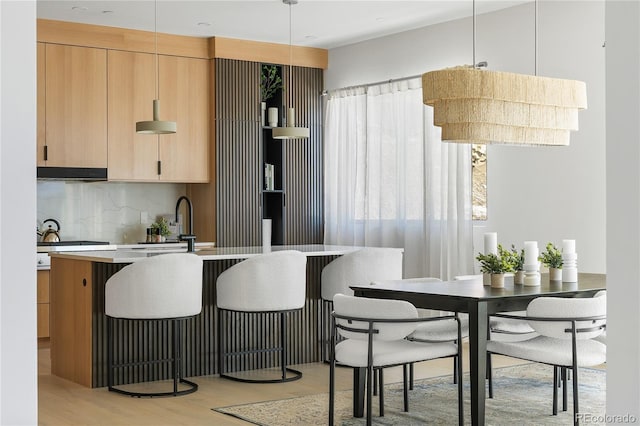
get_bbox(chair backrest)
[105,253,203,319]
[526,296,606,340]
[321,248,403,301]
[332,293,418,341]
[216,250,307,312]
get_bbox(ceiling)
[37,0,529,49]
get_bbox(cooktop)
[37,240,110,246]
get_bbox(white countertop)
[48,244,364,263]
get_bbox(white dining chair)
[320,247,403,362]
[487,295,606,426]
[328,294,463,426]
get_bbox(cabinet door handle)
[82,278,87,287]
[157,161,162,175]
[44,145,48,161]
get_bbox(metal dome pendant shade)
[422,0,586,146]
[272,0,309,140]
[136,0,176,135]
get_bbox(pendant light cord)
[155,0,159,100]
[534,0,538,76]
[288,2,293,109]
[472,0,476,69]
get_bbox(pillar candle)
[484,232,498,255]
[524,241,538,265]
[562,239,576,254]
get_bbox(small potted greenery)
[476,244,516,288]
[260,65,283,127]
[539,242,563,281]
[500,244,525,285]
[150,217,171,243]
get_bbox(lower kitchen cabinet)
[37,270,50,338]
[50,258,93,388]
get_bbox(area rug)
[214,364,605,425]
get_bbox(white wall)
[37,181,185,244]
[0,1,38,424]
[606,0,640,420]
[326,1,606,273]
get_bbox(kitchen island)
[48,245,360,388]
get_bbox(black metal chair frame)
[487,312,606,426]
[217,307,302,383]
[107,316,198,398]
[328,312,464,426]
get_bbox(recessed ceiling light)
[305,35,316,40]
[102,10,114,14]
[197,22,212,27]
[376,17,385,22]
[71,6,88,11]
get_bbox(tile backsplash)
[37,181,186,244]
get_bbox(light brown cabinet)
[37,270,50,338]
[39,43,107,168]
[50,257,93,388]
[107,50,210,182]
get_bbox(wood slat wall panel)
[215,59,262,247]
[91,256,336,387]
[283,66,324,244]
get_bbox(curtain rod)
[322,62,488,96]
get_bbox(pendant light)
[422,0,586,146]
[136,0,176,134]
[272,0,309,140]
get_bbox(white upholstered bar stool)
[216,250,307,383]
[105,253,203,397]
[320,248,403,362]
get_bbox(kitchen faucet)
[175,196,196,252]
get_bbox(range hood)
[37,167,107,181]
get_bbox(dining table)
[350,272,606,425]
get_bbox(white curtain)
[324,78,473,279]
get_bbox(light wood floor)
[38,339,526,425]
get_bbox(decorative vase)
[491,273,505,289]
[268,107,278,127]
[549,267,562,281]
[261,102,266,126]
[483,273,491,286]
[514,270,525,285]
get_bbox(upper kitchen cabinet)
[107,51,209,182]
[41,44,107,169]
[157,55,210,182]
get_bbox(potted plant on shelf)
[151,217,171,243]
[500,244,525,285]
[539,242,563,281]
[260,65,283,127]
[476,245,516,288]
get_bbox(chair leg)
[553,366,558,415]
[373,367,378,396]
[107,317,114,390]
[172,319,179,395]
[487,353,494,398]
[366,365,373,426]
[453,356,458,384]
[379,368,385,417]
[562,367,568,412]
[280,312,287,380]
[403,364,409,412]
[572,367,579,426]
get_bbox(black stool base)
[220,368,302,384]
[108,378,198,398]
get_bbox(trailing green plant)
[538,242,563,269]
[476,245,516,274]
[500,244,524,271]
[260,65,283,102]
[151,217,171,237]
